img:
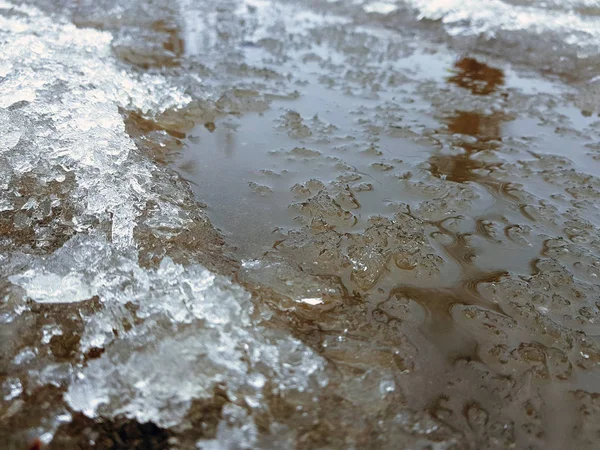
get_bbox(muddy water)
[169,0,600,448]
[2,0,600,448]
[174,41,596,281]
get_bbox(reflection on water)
[428,111,504,183]
[447,57,505,96]
[447,110,501,138]
[5,0,600,448]
[429,58,506,183]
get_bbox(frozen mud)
[1,0,600,449]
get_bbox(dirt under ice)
[1,0,600,449]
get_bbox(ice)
[4,0,600,447]
[298,297,324,305]
[197,405,259,450]
[2,378,23,401]
[363,1,397,14]
[240,257,346,306]
[407,0,600,40]
[0,0,203,253]
[66,288,326,426]
[7,233,327,429]
[10,271,94,305]
[0,2,328,446]
[400,0,600,79]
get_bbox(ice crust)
[3,0,600,448]
[0,1,326,444]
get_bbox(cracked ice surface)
[0,1,326,444]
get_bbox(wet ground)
[2,0,600,449]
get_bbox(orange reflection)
[429,111,503,183]
[430,58,507,183]
[447,111,501,138]
[447,57,505,96]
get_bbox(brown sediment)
[50,415,171,450]
[0,172,78,254]
[28,439,41,450]
[4,1,600,449]
[447,57,505,96]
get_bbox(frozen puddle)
[175,1,600,449]
[2,0,600,449]
[0,2,326,448]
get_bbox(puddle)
[175,82,432,257]
[167,4,600,446]
[4,0,600,448]
[173,46,593,281]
